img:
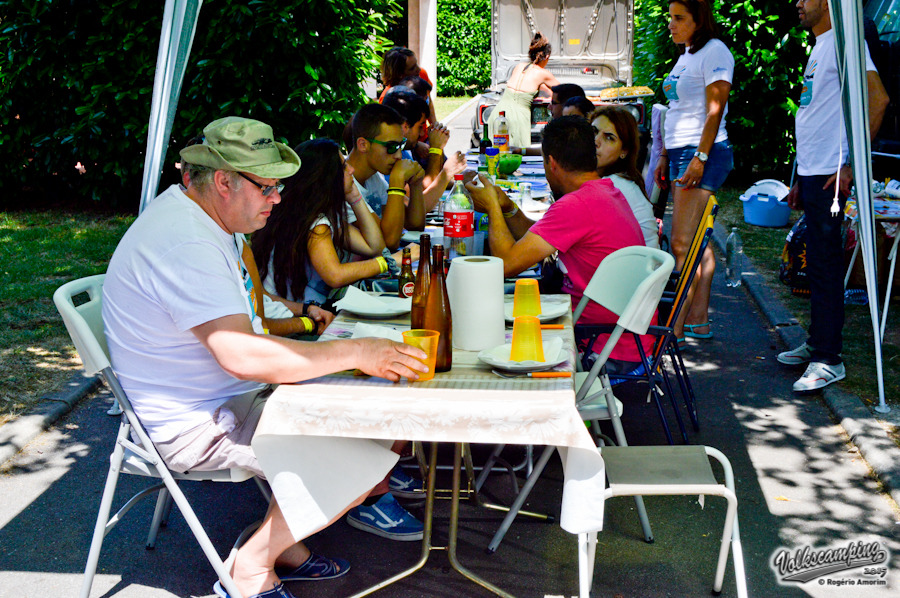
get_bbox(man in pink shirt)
[466,115,650,367]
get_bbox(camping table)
[844,202,900,340]
[252,296,605,597]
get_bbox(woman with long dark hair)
[487,32,561,149]
[653,0,734,340]
[252,139,388,308]
[591,106,659,249]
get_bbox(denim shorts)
[668,140,734,192]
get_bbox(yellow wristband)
[502,205,519,219]
[428,147,443,155]
[296,317,314,334]
[375,256,389,274]
[387,190,406,197]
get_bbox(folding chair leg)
[660,366,689,443]
[146,488,170,549]
[601,380,653,543]
[669,346,699,431]
[80,427,128,598]
[159,474,243,598]
[577,531,598,598]
[706,447,748,598]
[648,388,675,445]
[486,445,556,553]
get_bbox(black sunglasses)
[366,137,407,154]
[236,172,284,197]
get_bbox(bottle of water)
[725,227,743,288]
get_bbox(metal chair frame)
[54,274,267,598]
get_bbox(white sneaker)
[793,362,846,392]
[777,343,813,366]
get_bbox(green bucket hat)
[179,116,300,179]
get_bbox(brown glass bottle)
[422,244,452,372]
[398,247,415,298]
[410,234,431,328]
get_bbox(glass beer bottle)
[410,234,431,328]
[422,244,452,372]
[397,247,415,298]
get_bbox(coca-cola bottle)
[398,247,415,298]
[444,174,474,260]
[410,234,431,328]
[422,244,452,372]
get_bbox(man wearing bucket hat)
[777,1,888,392]
[103,116,427,598]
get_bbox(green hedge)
[634,0,809,182]
[0,0,400,210]
[436,0,491,96]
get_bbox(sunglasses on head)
[237,172,284,197]
[366,137,407,154]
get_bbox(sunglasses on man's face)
[237,172,284,197]
[366,137,407,155]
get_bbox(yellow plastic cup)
[512,278,542,317]
[509,316,545,362]
[402,329,440,382]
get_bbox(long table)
[252,296,605,596]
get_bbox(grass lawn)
[713,186,900,414]
[0,211,134,426]
[434,95,476,122]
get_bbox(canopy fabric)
[831,0,888,412]
[138,0,203,214]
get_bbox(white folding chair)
[578,445,748,598]
[485,247,675,553]
[54,275,266,598]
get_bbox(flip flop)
[683,322,713,339]
[213,581,297,598]
[276,553,351,582]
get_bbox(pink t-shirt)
[530,178,653,362]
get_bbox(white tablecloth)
[252,296,606,541]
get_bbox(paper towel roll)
[446,256,506,351]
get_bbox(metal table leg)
[350,443,516,598]
[348,443,438,598]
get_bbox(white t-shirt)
[356,173,389,217]
[607,174,659,250]
[663,38,734,149]
[103,185,265,442]
[796,29,876,176]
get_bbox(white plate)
[334,288,412,319]
[477,337,566,372]
[401,230,425,243]
[504,296,570,322]
[341,304,411,319]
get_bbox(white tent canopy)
[831,0,888,412]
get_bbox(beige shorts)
[154,386,274,478]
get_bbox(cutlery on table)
[492,369,571,379]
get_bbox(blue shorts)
[668,140,733,192]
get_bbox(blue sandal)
[276,552,351,582]
[213,581,297,598]
[683,322,713,339]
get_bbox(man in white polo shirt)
[103,116,427,598]
[778,0,888,391]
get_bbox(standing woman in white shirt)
[653,0,734,341]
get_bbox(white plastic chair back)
[53,274,110,376]
[573,246,674,335]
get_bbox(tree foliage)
[0,0,400,210]
[634,0,810,182]
[436,0,491,96]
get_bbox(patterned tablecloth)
[252,295,606,541]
